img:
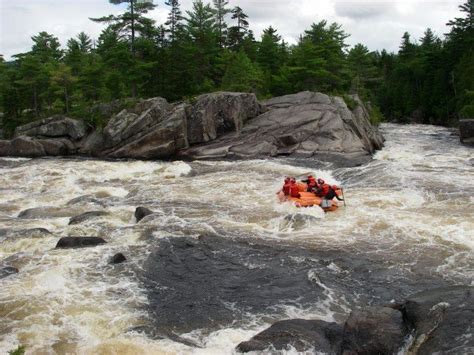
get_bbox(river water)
[0,123,472,354]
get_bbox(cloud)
[0,0,465,59]
[335,1,395,19]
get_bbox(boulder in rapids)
[135,207,154,223]
[236,319,343,353]
[18,206,83,219]
[109,253,127,264]
[68,211,109,225]
[55,236,107,249]
[341,306,408,354]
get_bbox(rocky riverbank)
[0,91,384,166]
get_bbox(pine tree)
[213,0,231,48]
[227,6,249,50]
[165,0,184,43]
[91,0,157,54]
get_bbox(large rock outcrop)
[181,92,384,164]
[237,286,473,354]
[0,116,86,157]
[0,91,384,163]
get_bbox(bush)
[342,94,358,110]
[369,105,384,126]
[9,345,26,355]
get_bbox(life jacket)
[289,183,300,198]
[283,183,291,195]
[308,176,317,187]
[316,183,331,197]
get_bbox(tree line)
[0,0,472,134]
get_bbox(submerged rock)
[55,237,106,249]
[135,207,154,223]
[237,319,343,353]
[68,211,109,225]
[18,206,82,219]
[0,266,19,279]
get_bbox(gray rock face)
[68,211,109,225]
[237,319,343,353]
[182,91,384,163]
[0,91,383,162]
[341,306,407,354]
[401,286,473,354]
[14,115,86,140]
[459,119,474,145]
[186,92,261,145]
[236,287,473,354]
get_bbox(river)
[0,123,472,354]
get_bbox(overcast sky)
[0,0,464,60]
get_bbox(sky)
[0,0,465,60]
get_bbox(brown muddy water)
[0,123,472,354]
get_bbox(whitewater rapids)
[0,123,472,354]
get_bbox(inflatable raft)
[277,183,341,212]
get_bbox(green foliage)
[1,0,472,133]
[8,345,26,355]
[368,105,384,126]
[342,95,358,110]
[221,51,263,93]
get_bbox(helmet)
[308,175,313,178]
[290,178,296,183]
[317,178,325,185]
[284,177,290,183]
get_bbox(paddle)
[341,187,347,207]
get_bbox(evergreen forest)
[0,0,473,135]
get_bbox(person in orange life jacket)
[289,178,301,198]
[302,175,317,192]
[316,179,344,201]
[281,177,291,195]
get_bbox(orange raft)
[278,183,341,212]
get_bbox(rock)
[18,206,82,219]
[109,253,127,264]
[0,228,51,239]
[237,319,343,353]
[14,115,87,140]
[0,266,19,279]
[459,119,474,145]
[68,211,109,225]
[186,92,262,145]
[55,236,107,249]
[135,207,154,223]
[0,140,12,156]
[400,286,474,354]
[341,306,408,355]
[102,99,189,159]
[10,136,45,157]
[78,131,105,156]
[66,195,106,207]
[182,91,384,165]
[1,136,76,157]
